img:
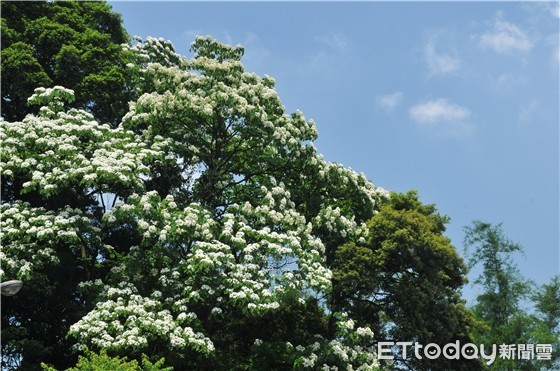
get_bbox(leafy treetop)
[1,1,130,125]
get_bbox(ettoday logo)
[378,341,498,365]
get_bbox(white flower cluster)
[356,326,375,339]
[121,36,318,168]
[106,192,216,243]
[311,205,374,248]
[221,183,332,295]
[314,154,389,214]
[123,36,183,68]
[110,183,330,304]
[1,90,173,197]
[27,86,75,113]
[69,283,214,354]
[313,206,361,239]
[292,317,379,370]
[73,179,334,355]
[0,202,98,280]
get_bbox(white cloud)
[304,51,335,74]
[220,32,234,47]
[409,99,472,135]
[424,42,460,77]
[480,19,533,54]
[410,99,470,124]
[377,92,403,111]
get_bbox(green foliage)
[1,4,134,365]
[533,275,560,336]
[464,221,529,370]
[1,1,130,125]
[41,349,172,371]
[464,221,530,329]
[526,276,560,370]
[464,222,559,370]
[333,191,480,370]
[1,40,53,119]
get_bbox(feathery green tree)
[464,221,558,370]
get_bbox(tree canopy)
[1,34,388,369]
[333,191,480,370]
[464,221,559,370]
[1,1,131,125]
[2,2,527,370]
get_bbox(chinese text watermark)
[378,341,553,366]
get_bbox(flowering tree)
[2,36,388,369]
[1,85,174,368]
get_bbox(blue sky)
[110,1,559,303]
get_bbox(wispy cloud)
[314,32,349,53]
[242,32,271,66]
[300,32,350,79]
[480,19,533,54]
[409,98,472,136]
[377,92,403,111]
[551,5,560,19]
[545,33,560,64]
[424,42,460,77]
[518,99,539,124]
[493,73,529,92]
[182,29,202,40]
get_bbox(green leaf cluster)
[334,191,480,369]
[41,349,171,371]
[1,1,131,125]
